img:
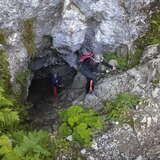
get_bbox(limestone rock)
[116,44,129,58]
[0,0,156,87]
[141,44,160,63]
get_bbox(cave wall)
[0,0,156,97]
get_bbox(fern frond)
[0,108,19,130]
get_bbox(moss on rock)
[0,49,11,91]
[0,30,6,45]
[15,69,30,100]
[21,19,36,57]
[136,11,160,48]
[103,52,128,71]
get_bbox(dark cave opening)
[27,64,77,105]
[27,77,52,104]
[26,35,77,128]
[27,65,77,129]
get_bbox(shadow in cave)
[27,77,52,105]
[27,65,76,130]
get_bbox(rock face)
[0,0,155,83]
[73,44,160,160]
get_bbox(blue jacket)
[51,74,62,87]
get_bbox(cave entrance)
[26,35,77,129]
[27,64,76,130]
[27,65,76,105]
[27,77,51,104]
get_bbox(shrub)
[58,106,104,146]
[103,92,140,125]
[0,131,52,160]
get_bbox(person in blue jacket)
[51,72,62,98]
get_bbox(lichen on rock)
[21,18,36,57]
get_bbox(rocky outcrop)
[73,44,160,160]
[0,0,156,84]
[85,93,160,160]
[74,44,160,109]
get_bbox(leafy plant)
[0,131,52,160]
[103,92,140,125]
[0,86,19,132]
[58,106,103,146]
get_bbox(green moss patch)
[0,30,6,45]
[21,19,36,57]
[15,69,30,99]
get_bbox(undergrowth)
[102,92,141,125]
[0,131,52,160]
[0,86,19,133]
[58,105,104,147]
[0,50,11,91]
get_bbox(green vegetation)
[21,19,36,57]
[51,133,84,159]
[0,131,52,160]
[129,11,160,67]
[58,106,104,146]
[0,30,6,45]
[16,69,30,89]
[0,86,19,132]
[102,92,140,125]
[103,52,128,70]
[135,11,160,48]
[0,50,10,91]
[103,11,160,69]
[15,69,30,99]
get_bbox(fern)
[0,108,19,130]
[0,131,52,160]
[0,86,19,132]
[13,131,50,158]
